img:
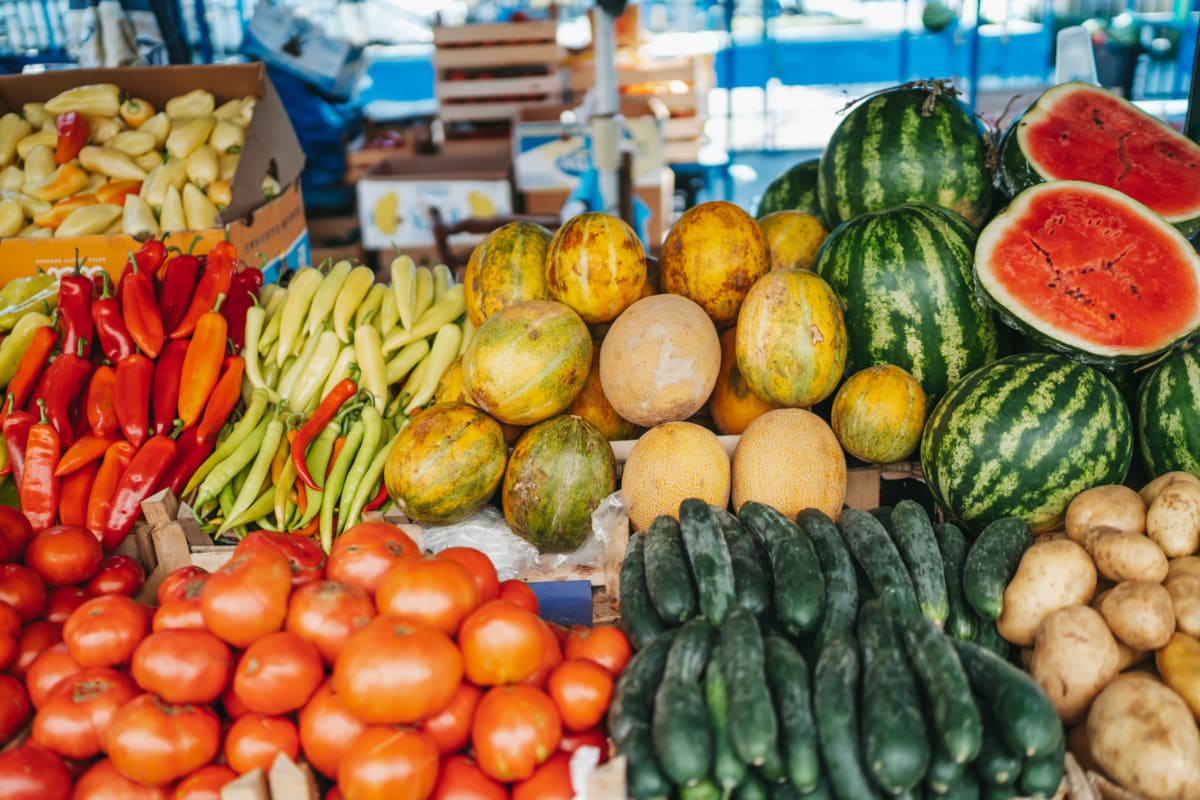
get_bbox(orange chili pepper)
[326,437,346,480]
[94,179,141,206]
[86,440,136,541]
[55,431,118,477]
[177,294,228,427]
[195,355,244,445]
[59,460,99,528]
[32,194,97,230]
[294,515,320,537]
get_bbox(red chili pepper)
[364,481,389,512]
[102,433,177,551]
[90,272,134,365]
[170,240,237,339]
[120,254,164,359]
[85,365,119,438]
[86,440,136,544]
[4,326,58,417]
[292,379,359,491]
[117,239,168,306]
[177,296,228,427]
[54,431,118,477]
[20,400,60,532]
[151,339,188,437]
[54,112,89,165]
[157,243,204,334]
[58,459,98,528]
[159,426,215,497]
[222,267,263,351]
[58,256,95,362]
[31,338,91,447]
[1,405,36,484]
[195,355,244,444]
[114,353,153,448]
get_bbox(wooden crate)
[220,754,320,800]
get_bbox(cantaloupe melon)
[599,294,720,428]
[731,408,847,520]
[621,421,731,532]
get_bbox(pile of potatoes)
[996,471,1200,800]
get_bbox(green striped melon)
[920,352,1133,533]
[998,82,1200,237]
[464,221,553,327]
[811,203,1000,401]
[755,156,825,224]
[1136,347,1200,479]
[817,81,994,229]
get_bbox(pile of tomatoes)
[0,516,631,799]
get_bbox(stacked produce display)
[0,68,1195,799]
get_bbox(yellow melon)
[568,345,638,441]
[599,294,721,428]
[435,357,525,444]
[731,408,847,520]
[464,221,554,327]
[831,365,926,464]
[756,210,829,271]
[709,327,779,435]
[621,421,731,531]
[545,212,647,324]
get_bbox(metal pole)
[967,0,982,109]
[592,8,621,213]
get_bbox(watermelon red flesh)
[975,180,1200,363]
[1002,82,1200,234]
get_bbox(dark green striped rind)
[756,156,824,223]
[920,352,1133,533]
[817,85,994,229]
[811,203,1000,401]
[1136,346,1200,479]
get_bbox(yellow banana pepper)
[0,198,23,237]
[236,97,257,128]
[84,172,108,194]
[0,272,55,321]
[17,223,51,239]
[140,112,171,149]
[0,190,50,219]
[44,83,121,117]
[205,179,232,209]
[0,114,31,169]
[218,152,240,181]
[185,144,218,187]
[33,193,97,229]
[79,145,148,181]
[23,145,56,183]
[165,89,215,120]
[122,194,158,237]
[0,166,23,193]
[54,202,121,237]
[134,150,163,172]
[208,119,245,154]
[213,97,245,120]
[0,311,53,385]
[110,130,156,157]
[84,115,123,144]
[159,184,186,232]
[21,103,51,129]
[120,97,156,129]
[182,182,218,230]
[166,116,216,161]
[141,158,187,209]
[95,179,141,206]
[25,161,89,201]
[16,129,57,161]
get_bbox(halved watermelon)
[975,181,1200,365]
[999,81,1200,236]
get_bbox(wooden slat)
[439,99,561,123]
[433,42,560,72]
[436,73,562,101]
[220,768,269,800]
[267,755,320,799]
[433,19,557,47]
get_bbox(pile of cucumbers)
[612,497,1061,800]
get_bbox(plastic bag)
[534,490,628,573]
[421,506,539,581]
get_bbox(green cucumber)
[926,746,967,794]
[680,498,737,624]
[776,778,832,800]
[797,508,859,651]
[652,618,714,786]
[609,631,675,744]
[951,638,1061,759]
[900,614,982,765]
[644,515,699,623]
[980,784,1018,800]
[705,642,747,793]
[734,773,769,800]
[890,500,949,627]
[681,779,722,800]
[858,600,930,794]
[869,506,894,527]
[836,508,919,620]
[719,606,778,766]
[934,522,975,642]
[713,505,773,619]
[620,532,671,649]
[813,634,880,800]
[738,501,825,637]
[938,768,981,800]
[756,738,787,785]
[620,725,674,799]
[1019,728,1065,798]
[764,635,820,792]
[974,713,1021,787]
[970,616,1010,660]
[962,517,1032,621]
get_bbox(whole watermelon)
[921,353,1133,533]
[817,81,994,229]
[1136,346,1200,479]
[812,203,999,401]
[755,156,824,223]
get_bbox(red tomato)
[0,506,35,563]
[24,525,103,587]
[285,579,375,665]
[31,666,140,759]
[374,554,482,636]
[546,621,572,649]
[11,620,62,677]
[511,750,574,800]
[0,743,71,800]
[224,713,299,775]
[156,565,208,606]
[86,554,146,597]
[200,549,292,648]
[235,530,326,587]
[337,727,439,800]
[437,547,500,602]
[104,693,222,786]
[25,643,83,708]
[332,615,462,725]
[497,579,538,614]
[520,617,564,690]
[72,758,172,799]
[62,594,150,667]
[221,684,250,721]
[131,629,233,705]
[563,624,632,675]
[171,764,237,800]
[0,600,19,670]
[421,680,482,755]
[472,684,562,781]
[326,522,418,594]
[0,673,31,746]
[232,630,323,716]
[298,679,367,781]
[0,563,48,622]
[559,726,607,756]
[431,754,508,800]
[45,585,94,625]
[153,576,208,632]
[546,658,614,732]
[457,600,544,686]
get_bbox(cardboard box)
[522,167,675,249]
[0,63,310,284]
[357,153,513,251]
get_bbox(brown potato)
[1156,631,1200,721]
[1140,471,1200,506]
[1088,527,1169,583]
[1116,641,1150,672]
[1147,479,1200,558]
[997,538,1097,647]
[1099,580,1175,651]
[1166,574,1200,639]
[1167,556,1200,583]
[1031,604,1121,724]
[1066,484,1146,545]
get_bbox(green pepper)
[220,418,284,534]
[321,415,364,553]
[193,414,272,511]
[337,405,382,535]
[342,427,401,532]
[184,388,270,497]
[224,487,276,531]
[0,312,53,388]
[0,273,56,332]
[294,422,339,530]
[218,480,237,522]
